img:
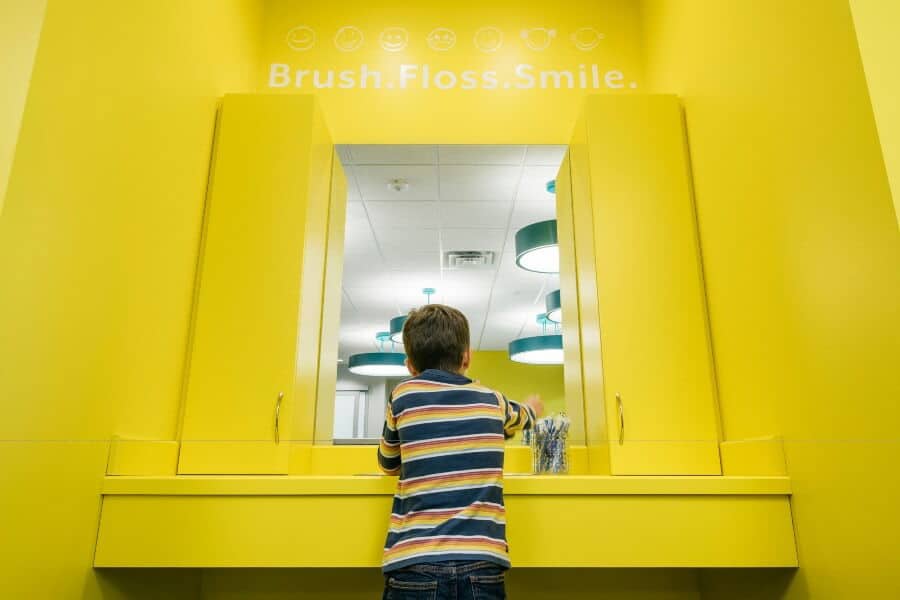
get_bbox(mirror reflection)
[333,145,566,443]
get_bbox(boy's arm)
[498,393,539,437]
[377,400,401,475]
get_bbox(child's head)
[402,304,471,375]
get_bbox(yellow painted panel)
[94,493,795,567]
[313,155,348,443]
[0,0,46,213]
[178,94,333,473]
[506,495,796,567]
[291,102,335,444]
[568,112,608,453]
[582,95,720,474]
[640,1,900,596]
[0,0,263,596]
[100,474,791,496]
[720,437,787,476]
[849,0,900,227]
[107,439,179,476]
[555,152,587,444]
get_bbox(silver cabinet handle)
[274,392,284,444]
[616,392,625,446]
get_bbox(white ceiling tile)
[517,166,560,203]
[341,267,395,289]
[346,184,363,203]
[524,145,567,166]
[336,145,354,166]
[389,268,443,291]
[477,335,512,351]
[351,145,437,165]
[439,165,521,202]
[344,202,370,227]
[343,224,380,257]
[440,268,497,287]
[441,228,507,253]
[382,251,442,272]
[354,165,439,201]
[365,201,439,229]
[439,145,526,165]
[376,227,440,254]
[439,202,512,229]
[508,201,557,230]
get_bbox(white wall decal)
[286,26,316,52]
[426,28,457,51]
[334,26,365,52]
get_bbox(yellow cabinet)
[178,95,337,474]
[568,95,722,474]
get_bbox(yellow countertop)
[101,474,791,496]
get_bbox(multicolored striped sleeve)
[497,393,537,437]
[377,399,401,475]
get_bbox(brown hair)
[402,304,470,373]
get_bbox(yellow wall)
[848,0,900,228]
[260,0,644,143]
[0,0,263,597]
[640,0,900,597]
[0,0,47,214]
[469,350,566,417]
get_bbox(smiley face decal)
[571,27,604,51]
[334,26,365,52]
[426,28,457,51]
[473,27,503,53]
[380,27,409,52]
[286,26,316,52]
[520,27,557,51]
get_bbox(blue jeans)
[382,561,506,600]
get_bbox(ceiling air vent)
[443,250,496,270]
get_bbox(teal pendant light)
[515,219,559,274]
[515,181,559,273]
[348,332,408,377]
[545,289,561,323]
[389,288,435,343]
[389,315,407,344]
[348,352,408,376]
[508,314,563,365]
[509,334,564,365]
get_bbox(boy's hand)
[523,394,544,419]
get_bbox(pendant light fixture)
[545,289,561,323]
[514,181,559,273]
[509,334,564,365]
[508,314,564,365]
[389,287,436,343]
[348,332,408,377]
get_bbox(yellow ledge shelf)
[95,475,797,569]
[101,474,792,496]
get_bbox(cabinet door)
[178,95,334,474]
[582,95,722,475]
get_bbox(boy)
[377,304,544,600]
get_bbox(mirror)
[331,145,566,443]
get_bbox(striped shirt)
[377,369,536,572]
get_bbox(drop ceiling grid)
[338,145,564,358]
